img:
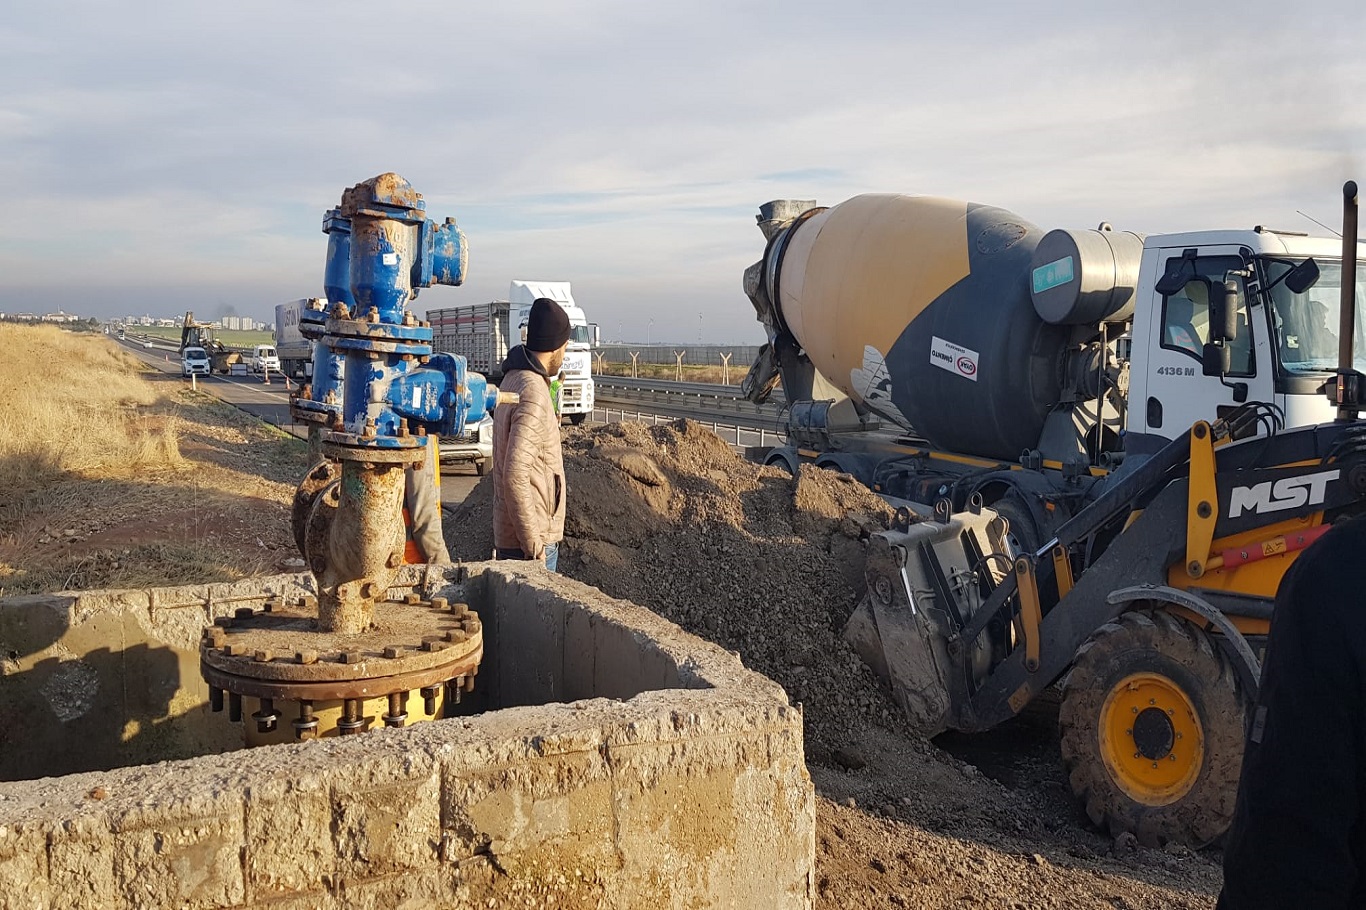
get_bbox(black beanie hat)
[526,297,571,353]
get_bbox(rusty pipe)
[298,459,407,633]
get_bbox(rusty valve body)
[200,174,497,743]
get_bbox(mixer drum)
[772,194,1070,460]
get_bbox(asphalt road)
[116,337,485,506]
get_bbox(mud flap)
[843,509,1010,737]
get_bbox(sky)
[0,1,1362,344]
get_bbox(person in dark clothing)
[1218,516,1366,908]
[491,298,570,572]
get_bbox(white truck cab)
[1127,229,1364,451]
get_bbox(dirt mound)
[447,419,897,758]
[445,419,1222,907]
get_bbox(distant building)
[223,315,240,331]
[42,311,80,323]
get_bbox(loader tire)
[1059,609,1247,847]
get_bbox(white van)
[249,345,280,373]
[181,347,211,376]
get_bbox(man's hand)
[530,541,546,562]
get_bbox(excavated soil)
[446,419,1223,908]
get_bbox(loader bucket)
[843,507,1011,736]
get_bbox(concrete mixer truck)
[743,184,1366,845]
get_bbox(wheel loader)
[742,182,1365,844]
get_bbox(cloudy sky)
[1,1,1361,343]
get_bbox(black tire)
[1059,609,1247,847]
[475,458,490,477]
[568,412,587,426]
[989,493,1042,555]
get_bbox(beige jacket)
[492,351,565,554]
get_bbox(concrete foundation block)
[0,564,815,908]
[46,813,118,910]
[330,764,443,879]
[0,823,49,910]
[243,774,334,899]
[110,807,245,908]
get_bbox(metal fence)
[593,344,763,366]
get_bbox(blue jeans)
[495,541,558,573]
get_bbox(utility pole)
[698,312,702,346]
[647,318,654,346]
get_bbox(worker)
[491,297,569,571]
[1218,516,1366,908]
[404,440,450,564]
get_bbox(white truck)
[429,280,598,424]
[274,299,320,380]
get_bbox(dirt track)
[446,420,1223,908]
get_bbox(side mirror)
[1202,342,1232,377]
[1211,280,1239,343]
[1286,258,1321,294]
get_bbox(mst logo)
[1228,469,1340,518]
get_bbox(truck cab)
[1127,230,1362,452]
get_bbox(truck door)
[1134,248,1274,441]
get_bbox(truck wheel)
[1059,609,1247,847]
[989,493,1042,555]
[568,412,587,426]
[475,458,490,477]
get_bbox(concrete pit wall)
[0,564,815,909]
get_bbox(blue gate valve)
[290,173,498,634]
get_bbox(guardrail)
[592,376,788,432]
[595,376,786,403]
[592,405,783,453]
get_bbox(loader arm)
[851,412,1366,738]
[953,416,1366,732]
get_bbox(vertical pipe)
[1338,181,1360,420]
[315,460,407,633]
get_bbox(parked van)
[249,345,280,373]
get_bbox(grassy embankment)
[0,324,304,595]
[596,361,740,385]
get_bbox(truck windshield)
[1263,257,1366,374]
[569,326,592,345]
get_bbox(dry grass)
[0,324,305,597]
[0,324,182,491]
[7,542,260,595]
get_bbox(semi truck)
[275,298,320,380]
[429,280,598,424]
[743,184,1366,845]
